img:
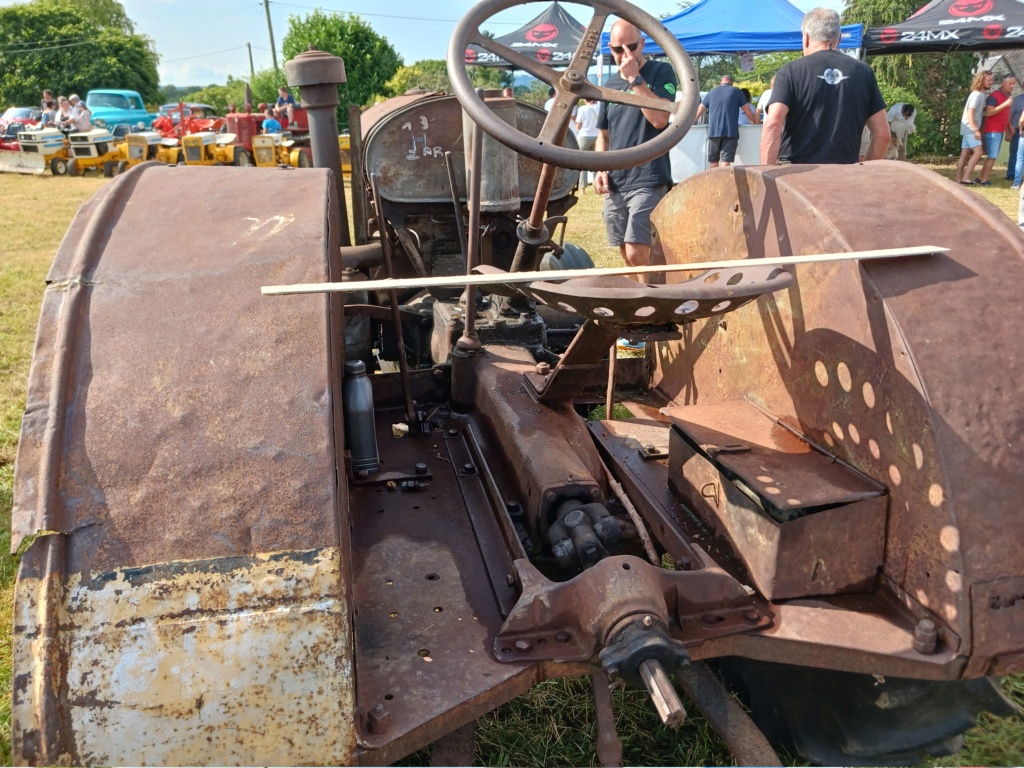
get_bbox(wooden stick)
[261,245,947,296]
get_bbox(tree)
[843,0,979,156]
[281,10,403,126]
[377,58,511,101]
[42,0,135,33]
[0,1,159,105]
[183,77,249,115]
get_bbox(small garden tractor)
[180,130,247,166]
[65,127,121,176]
[10,127,69,174]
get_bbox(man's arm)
[593,129,610,193]
[985,97,1012,116]
[618,48,673,129]
[694,103,706,124]
[864,109,890,161]
[742,102,760,126]
[760,102,788,164]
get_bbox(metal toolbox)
[664,400,887,600]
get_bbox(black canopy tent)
[865,0,1024,55]
[463,2,591,68]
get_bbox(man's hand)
[593,171,610,194]
[617,46,640,84]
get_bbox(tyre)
[297,148,312,168]
[50,157,69,176]
[67,158,80,177]
[716,658,1018,766]
[117,160,128,175]
[233,150,252,167]
[103,161,117,178]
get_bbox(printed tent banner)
[464,1,593,68]
[865,0,1024,54]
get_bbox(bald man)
[594,20,677,275]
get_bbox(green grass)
[1,163,1023,766]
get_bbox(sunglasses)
[610,40,641,55]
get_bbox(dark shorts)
[708,136,739,163]
[603,185,668,246]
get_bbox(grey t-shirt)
[961,91,986,137]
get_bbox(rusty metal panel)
[665,401,886,600]
[13,162,343,568]
[11,162,352,764]
[14,544,356,767]
[648,163,1024,666]
[363,94,578,204]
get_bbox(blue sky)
[3,0,847,87]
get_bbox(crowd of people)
[36,89,92,132]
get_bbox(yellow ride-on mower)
[14,127,70,175]
[252,132,312,168]
[181,131,245,166]
[110,131,165,175]
[66,127,121,176]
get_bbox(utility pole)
[263,0,279,70]
[247,42,256,80]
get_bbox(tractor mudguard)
[651,162,1024,677]
[11,162,355,766]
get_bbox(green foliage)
[281,10,402,126]
[42,0,135,32]
[182,77,249,115]
[159,84,205,103]
[378,59,511,101]
[0,0,159,106]
[843,0,979,156]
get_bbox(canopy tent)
[464,2,592,68]
[599,0,863,57]
[864,0,1024,55]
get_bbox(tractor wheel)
[50,157,69,176]
[233,150,252,167]
[716,658,1019,766]
[103,161,117,178]
[117,160,128,175]
[297,149,312,168]
[67,158,80,177]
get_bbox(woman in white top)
[955,69,992,185]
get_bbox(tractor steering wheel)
[447,0,699,172]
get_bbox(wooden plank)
[261,245,948,296]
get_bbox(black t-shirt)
[772,49,885,164]
[702,84,746,138]
[597,59,677,192]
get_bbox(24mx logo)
[1004,25,1024,37]
[900,28,961,41]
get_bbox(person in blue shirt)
[694,75,759,168]
[262,108,282,134]
[274,86,297,124]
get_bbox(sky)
[3,0,847,88]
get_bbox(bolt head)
[514,639,532,652]
[642,615,654,628]
[555,630,571,642]
[535,361,551,375]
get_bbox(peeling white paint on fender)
[14,546,356,767]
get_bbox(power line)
[162,44,250,64]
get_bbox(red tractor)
[225,107,312,168]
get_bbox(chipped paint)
[14,546,356,766]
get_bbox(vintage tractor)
[225,108,313,168]
[9,0,1024,766]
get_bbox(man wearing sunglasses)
[594,19,678,278]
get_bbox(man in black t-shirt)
[761,8,888,165]
[694,75,759,167]
[594,19,677,276]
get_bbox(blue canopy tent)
[599,0,863,56]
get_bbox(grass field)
[1,166,1023,766]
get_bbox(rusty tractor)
[9,0,1024,765]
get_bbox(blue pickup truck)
[85,89,158,130]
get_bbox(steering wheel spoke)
[448,0,699,172]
